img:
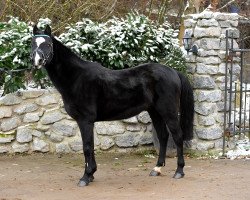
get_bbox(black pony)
[31,25,194,187]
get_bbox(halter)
[32,34,54,65]
[33,34,51,38]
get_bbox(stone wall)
[0,89,153,153]
[184,11,240,152]
[0,11,242,154]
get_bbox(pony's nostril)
[38,58,43,65]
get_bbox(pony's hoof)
[77,180,89,187]
[173,172,184,179]
[149,170,161,176]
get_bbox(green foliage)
[0,17,31,94]
[59,13,187,72]
[0,13,186,95]
[0,17,51,95]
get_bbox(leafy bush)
[59,13,186,72]
[0,13,186,95]
[0,17,51,95]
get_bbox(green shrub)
[0,17,51,95]
[0,13,186,95]
[59,13,186,72]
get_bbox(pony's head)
[31,25,53,69]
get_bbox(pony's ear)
[44,25,52,36]
[33,24,39,35]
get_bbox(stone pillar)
[184,11,240,152]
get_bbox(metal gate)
[223,30,250,155]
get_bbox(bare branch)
[218,0,236,11]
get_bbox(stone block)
[198,115,215,126]
[14,103,38,114]
[185,54,197,63]
[32,138,49,152]
[0,93,22,105]
[51,120,77,137]
[197,38,220,50]
[36,122,50,132]
[40,109,65,125]
[186,64,196,74]
[69,139,83,152]
[220,38,239,51]
[195,102,216,116]
[229,20,238,27]
[139,131,153,145]
[0,106,12,119]
[122,116,138,124]
[95,121,125,135]
[196,63,218,75]
[16,126,33,143]
[35,95,58,106]
[196,90,222,102]
[12,143,30,153]
[23,112,40,123]
[196,141,215,151]
[0,117,21,131]
[197,18,219,27]
[196,56,221,65]
[218,20,232,28]
[216,102,228,112]
[218,63,227,75]
[219,20,230,28]
[100,137,114,150]
[194,27,221,38]
[21,90,44,99]
[55,143,70,153]
[214,12,239,21]
[31,129,43,138]
[214,138,223,149]
[138,111,151,124]
[49,132,64,143]
[193,75,216,89]
[94,131,100,146]
[0,135,15,144]
[195,126,223,140]
[115,132,140,147]
[218,51,226,59]
[126,124,142,132]
[198,49,218,57]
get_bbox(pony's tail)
[177,72,194,141]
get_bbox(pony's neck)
[45,37,84,92]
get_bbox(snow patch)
[226,138,250,160]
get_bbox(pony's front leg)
[77,120,97,187]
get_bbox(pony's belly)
[97,104,148,121]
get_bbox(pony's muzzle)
[32,51,45,69]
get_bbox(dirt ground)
[0,153,249,200]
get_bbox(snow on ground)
[226,137,250,160]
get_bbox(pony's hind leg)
[168,120,185,179]
[149,110,169,176]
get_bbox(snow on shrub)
[0,13,186,95]
[0,17,51,95]
[59,13,186,72]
